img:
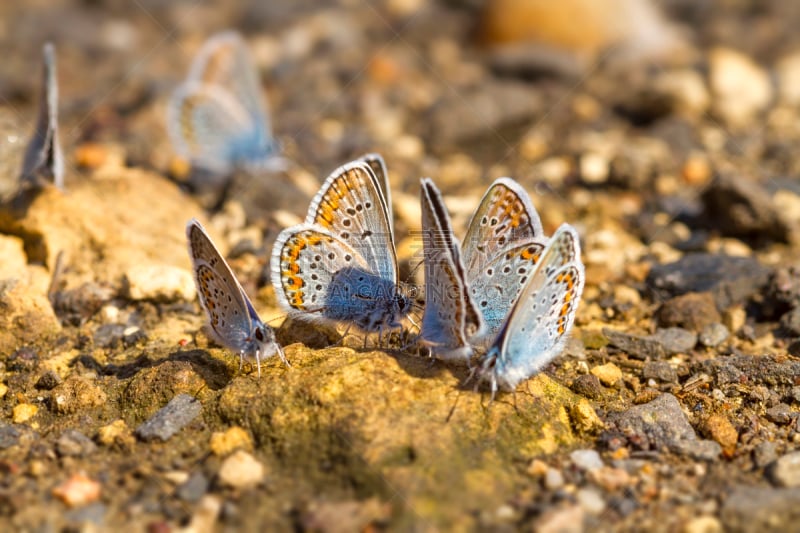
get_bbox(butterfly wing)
[467,238,547,340]
[481,224,584,393]
[357,153,393,234]
[20,42,64,189]
[168,82,258,174]
[187,31,270,136]
[305,161,398,283]
[186,219,258,350]
[418,179,483,361]
[461,177,544,281]
[271,223,371,316]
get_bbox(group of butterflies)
[187,152,585,396]
[18,31,584,396]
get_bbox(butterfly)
[20,42,64,190]
[186,218,288,376]
[168,31,283,175]
[475,224,584,397]
[271,156,410,336]
[417,178,548,360]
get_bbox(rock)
[650,327,697,354]
[535,505,585,533]
[656,292,721,332]
[571,374,605,399]
[642,361,678,383]
[124,264,195,302]
[135,393,202,442]
[609,393,720,459]
[93,323,127,349]
[176,472,209,503]
[709,47,772,127]
[604,327,695,359]
[35,370,62,391]
[430,81,541,149]
[183,495,222,533]
[49,376,108,415]
[766,404,794,425]
[654,69,709,117]
[576,487,606,515]
[701,174,792,245]
[769,452,800,488]
[301,497,391,533]
[579,152,609,184]
[56,429,97,457]
[570,399,605,433]
[218,450,265,490]
[684,516,723,533]
[216,346,583,526]
[698,323,729,347]
[12,403,38,424]
[722,306,747,333]
[588,466,632,491]
[767,266,800,310]
[701,354,800,388]
[780,308,800,336]
[721,487,800,533]
[776,51,800,105]
[544,468,565,490]
[64,502,106,527]
[0,424,21,449]
[646,253,771,309]
[96,419,135,450]
[0,262,61,354]
[52,472,102,507]
[754,442,779,469]
[701,414,738,456]
[591,363,622,387]
[210,426,253,456]
[570,449,603,472]
[121,361,207,417]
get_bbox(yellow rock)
[13,403,38,423]
[591,363,622,387]
[0,383,7,399]
[96,419,135,449]
[210,426,254,456]
[570,398,605,433]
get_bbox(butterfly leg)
[277,344,290,367]
[238,352,245,373]
[256,349,262,378]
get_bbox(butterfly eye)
[254,328,265,342]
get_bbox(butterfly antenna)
[445,389,462,423]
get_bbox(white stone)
[709,47,772,127]
[218,450,265,490]
[125,264,195,302]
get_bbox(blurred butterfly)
[20,42,64,190]
[168,31,283,175]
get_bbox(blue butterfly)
[168,31,283,175]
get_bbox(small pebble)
[13,403,38,424]
[698,323,729,347]
[642,361,678,383]
[702,414,738,456]
[135,394,202,442]
[0,424,21,449]
[544,468,564,490]
[176,472,210,503]
[56,429,97,457]
[571,374,605,399]
[588,466,632,491]
[576,488,606,515]
[218,450,265,490]
[570,449,604,472]
[52,472,102,507]
[535,505,584,533]
[210,426,253,456]
[766,404,794,425]
[124,264,196,302]
[769,451,800,488]
[96,419,134,449]
[591,363,622,387]
[0,383,7,399]
[35,370,62,391]
[753,441,778,469]
[683,515,723,533]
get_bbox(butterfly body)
[187,219,288,376]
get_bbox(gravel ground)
[3,1,800,531]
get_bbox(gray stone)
[35,370,62,390]
[609,393,719,460]
[643,361,678,383]
[0,424,20,449]
[721,487,800,533]
[64,502,106,526]
[754,441,779,469]
[93,323,127,349]
[646,253,771,310]
[766,404,794,425]
[769,452,800,488]
[699,323,729,347]
[56,429,97,457]
[603,329,666,360]
[135,394,202,442]
[651,328,697,354]
[177,471,209,503]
